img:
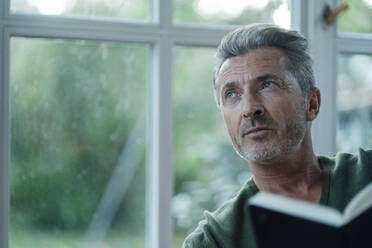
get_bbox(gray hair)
[214,23,315,105]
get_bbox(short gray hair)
[214,23,315,105]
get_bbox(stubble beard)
[231,105,307,163]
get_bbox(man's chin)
[235,145,282,163]
[245,152,278,163]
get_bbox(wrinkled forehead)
[218,47,290,88]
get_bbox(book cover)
[248,183,372,248]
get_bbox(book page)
[343,182,372,224]
[249,192,343,227]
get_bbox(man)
[182,23,372,247]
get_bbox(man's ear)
[306,87,321,121]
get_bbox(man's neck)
[249,135,323,203]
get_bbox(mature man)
[182,23,372,247]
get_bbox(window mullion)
[172,25,232,46]
[304,0,338,155]
[0,23,10,248]
[156,0,173,28]
[337,34,372,55]
[150,0,173,247]
[1,0,8,18]
[4,14,162,43]
[149,37,174,248]
[290,0,309,34]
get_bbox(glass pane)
[338,0,372,33]
[337,54,372,152]
[10,38,148,248]
[172,47,251,247]
[174,0,290,28]
[11,0,148,20]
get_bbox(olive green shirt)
[182,148,372,248]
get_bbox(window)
[336,0,372,152]
[2,1,159,247]
[3,1,342,248]
[10,38,148,247]
[337,54,372,152]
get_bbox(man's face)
[218,47,308,163]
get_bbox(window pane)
[10,38,148,248]
[174,0,290,28]
[172,47,251,247]
[338,0,372,33]
[11,0,148,20]
[337,54,372,152]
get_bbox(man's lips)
[242,127,273,137]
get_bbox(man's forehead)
[218,47,288,85]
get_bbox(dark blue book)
[248,183,372,248]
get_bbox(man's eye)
[225,91,236,99]
[263,81,275,89]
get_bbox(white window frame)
[2,0,360,247]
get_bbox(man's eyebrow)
[254,73,283,82]
[221,81,240,91]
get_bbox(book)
[248,182,372,248]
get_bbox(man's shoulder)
[182,178,258,248]
[318,147,372,172]
[318,147,372,210]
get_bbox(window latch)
[323,3,349,25]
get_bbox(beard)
[231,104,307,163]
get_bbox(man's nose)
[241,94,265,119]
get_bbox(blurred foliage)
[11,37,148,244]
[337,54,372,153]
[174,0,285,25]
[11,0,148,19]
[338,0,372,33]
